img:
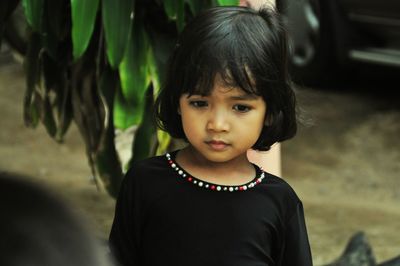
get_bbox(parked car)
[276,0,400,85]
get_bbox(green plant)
[0,0,238,198]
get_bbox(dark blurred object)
[1,2,27,56]
[324,231,400,266]
[0,172,112,266]
[277,0,400,86]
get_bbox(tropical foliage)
[0,0,238,197]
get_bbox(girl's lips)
[206,140,229,151]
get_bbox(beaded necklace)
[166,152,266,192]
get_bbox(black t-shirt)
[109,150,313,266]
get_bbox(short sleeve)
[279,202,313,266]
[109,168,142,266]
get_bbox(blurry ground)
[0,50,399,265]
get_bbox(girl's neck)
[175,146,256,186]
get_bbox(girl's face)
[178,75,266,163]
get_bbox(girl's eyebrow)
[229,94,259,100]
[185,93,259,100]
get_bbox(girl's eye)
[233,104,251,113]
[189,100,208,108]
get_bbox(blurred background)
[1,0,399,265]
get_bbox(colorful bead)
[166,153,265,192]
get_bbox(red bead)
[211,185,215,190]
[188,177,193,182]
[239,186,244,191]
[168,160,173,164]
[256,180,261,184]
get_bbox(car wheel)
[277,0,337,86]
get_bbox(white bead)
[171,163,176,168]
[224,187,227,191]
[183,174,187,177]
[205,184,209,188]
[217,186,221,191]
[193,180,197,184]
[198,182,203,187]
[243,185,247,190]
[235,187,238,190]
[229,187,234,192]
[178,170,183,175]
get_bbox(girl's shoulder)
[125,153,169,180]
[258,172,305,222]
[130,153,167,171]
[122,152,176,192]
[260,171,302,205]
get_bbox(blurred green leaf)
[96,67,123,197]
[118,19,150,126]
[156,129,171,155]
[163,0,178,20]
[41,51,72,141]
[56,87,72,141]
[131,86,156,164]
[147,45,160,93]
[42,94,57,137]
[22,0,44,32]
[114,85,143,130]
[146,26,175,90]
[71,0,99,60]
[23,31,41,127]
[29,92,41,127]
[163,0,185,31]
[102,0,134,68]
[176,0,185,32]
[216,0,239,6]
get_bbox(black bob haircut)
[154,6,297,151]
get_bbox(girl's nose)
[206,110,230,132]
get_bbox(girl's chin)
[192,148,249,163]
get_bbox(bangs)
[187,63,258,97]
[180,12,269,97]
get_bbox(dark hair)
[0,172,111,266]
[154,6,297,151]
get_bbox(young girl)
[109,6,313,266]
